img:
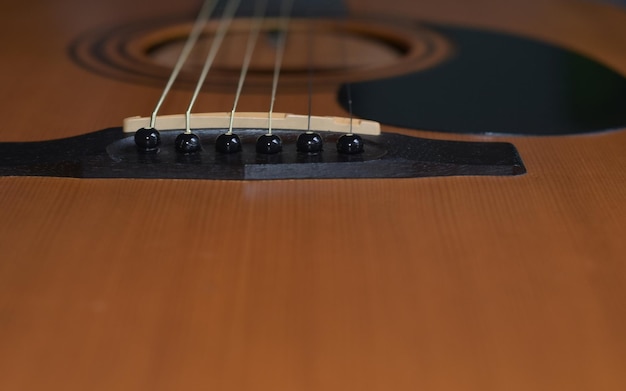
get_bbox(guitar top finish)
[0,0,625,390]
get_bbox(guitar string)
[228,0,269,135]
[148,0,218,129]
[267,0,295,135]
[306,11,315,132]
[150,0,314,135]
[340,15,354,134]
[184,0,243,134]
[345,82,354,134]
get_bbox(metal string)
[184,0,243,133]
[267,0,295,135]
[148,0,317,135]
[228,0,269,135]
[148,0,218,129]
[340,16,354,134]
[306,15,315,132]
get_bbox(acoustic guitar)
[1,0,625,389]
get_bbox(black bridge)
[0,128,525,180]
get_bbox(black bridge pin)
[297,132,323,153]
[337,133,364,154]
[216,133,242,154]
[134,127,161,152]
[174,132,202,154]
[256,134,282,154]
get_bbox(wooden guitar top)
[0,0,625,390]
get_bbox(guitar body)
[1,0,625,389]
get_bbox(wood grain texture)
[1,0,626,390]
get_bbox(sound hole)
[69,17,451,90]
[146,20,405,75]
[341,25,626,135]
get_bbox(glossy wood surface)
[1,0,625,390]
